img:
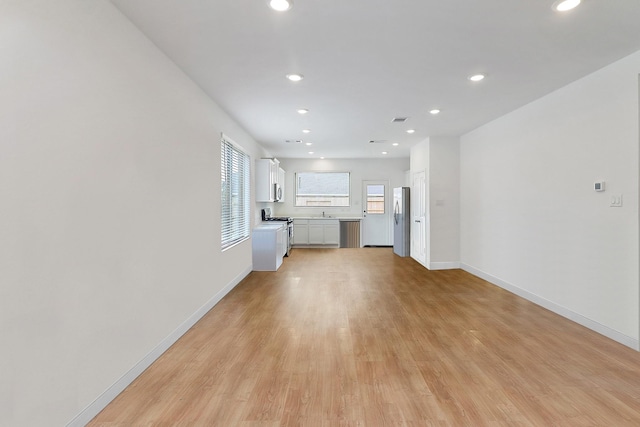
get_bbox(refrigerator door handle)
[394,201,400,225]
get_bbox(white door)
[412,171,427,264]
[362,180,391,246]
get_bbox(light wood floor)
[89,248,640,426]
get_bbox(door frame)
[411,170,427,265]
[361,180,391,246]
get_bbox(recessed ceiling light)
[297,108,309,114]
[469,74,485,82]
[320,157,325,160]
[430,109,441,115]
[308,151,314,155]
[305,142,312,146]
[406,129,415,134]
[269,0,293,12]
[382,151,388,155]
[553,0,580,12]
[302,129,310,133]
[392,143,399,146]
[286,73,304,82]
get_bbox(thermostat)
[594,181,605,192]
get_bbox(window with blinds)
[221,135,250,250]
[295,172,350,207]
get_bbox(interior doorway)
[412,171,427,265]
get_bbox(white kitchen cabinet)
[252,224,284,271]
[323,222,340,245]
[293,219,309,245]
[308,223,324,244]
[255,158,283,202]
[293,219,339,246]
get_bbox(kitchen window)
[221,134,250,250]
[295,172,350,207]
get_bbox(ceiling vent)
[369,140,387,144]
[391,117,408,123]
[285,139,304,144]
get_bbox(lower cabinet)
[293,219,339,246]
[323,222,340,245]
[308,223,324,244]
[293,220,309,245]
[252,224,285,271]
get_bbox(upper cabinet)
[256,158,285,203]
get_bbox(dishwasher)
[339,220,361,248]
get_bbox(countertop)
[253,223,285,231]
[291,216,362,220]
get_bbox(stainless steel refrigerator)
[393,187,410,257]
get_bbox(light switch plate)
[610,194,623,207]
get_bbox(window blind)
[295,172,350,207]
[221,135,250,250]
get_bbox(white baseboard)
[410,254,427,268]
[67,266,252,427]
[428,261,461,270]
[409,256,460,271]
[460,263,639,351]
[292,244,340,249]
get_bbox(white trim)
[221,132,244,152]
[66,266,252,427]
[428,261,460,270]
[460,263,639,351]
[411,254,427,269]
[292,244,340,249]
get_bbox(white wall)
[3,2,637,425]
[460,51,640,348]
[273,158,409,219]
[429,137,460,268]
[410,137,461,269]
[0,1,265,425]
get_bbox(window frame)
[294,171,351,207]
[366,184,386,214]
[220,134,251,251]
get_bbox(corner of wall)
[66,266,252,427]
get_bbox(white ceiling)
[110,0,640,159]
